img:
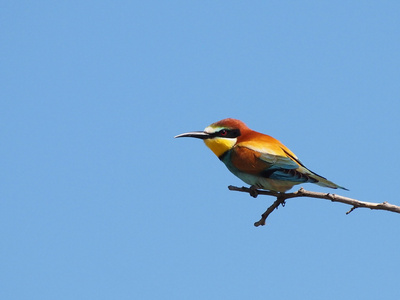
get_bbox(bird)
[175,118,347,192]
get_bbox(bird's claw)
[249,185,259,198]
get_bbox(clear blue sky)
[1,1,400,299]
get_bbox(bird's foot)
[277,193,286,207]
[249,185,260,198]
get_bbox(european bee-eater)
[175,118,347,192]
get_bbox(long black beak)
[174,131,210,139]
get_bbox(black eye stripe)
[209,129,241,138]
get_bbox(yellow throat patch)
[204,137,236,157]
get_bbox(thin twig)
[228,185,400,227]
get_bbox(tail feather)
[299,166,349,191]
[311,173,348,191]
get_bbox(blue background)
[1,1,400,299]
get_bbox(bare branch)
[228,185,400,227]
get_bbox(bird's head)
[175,118,249,158]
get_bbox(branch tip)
[346,206,357,215]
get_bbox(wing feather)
[233,139,312,183]
[229,133,347,190]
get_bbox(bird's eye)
[220,129,228,136]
